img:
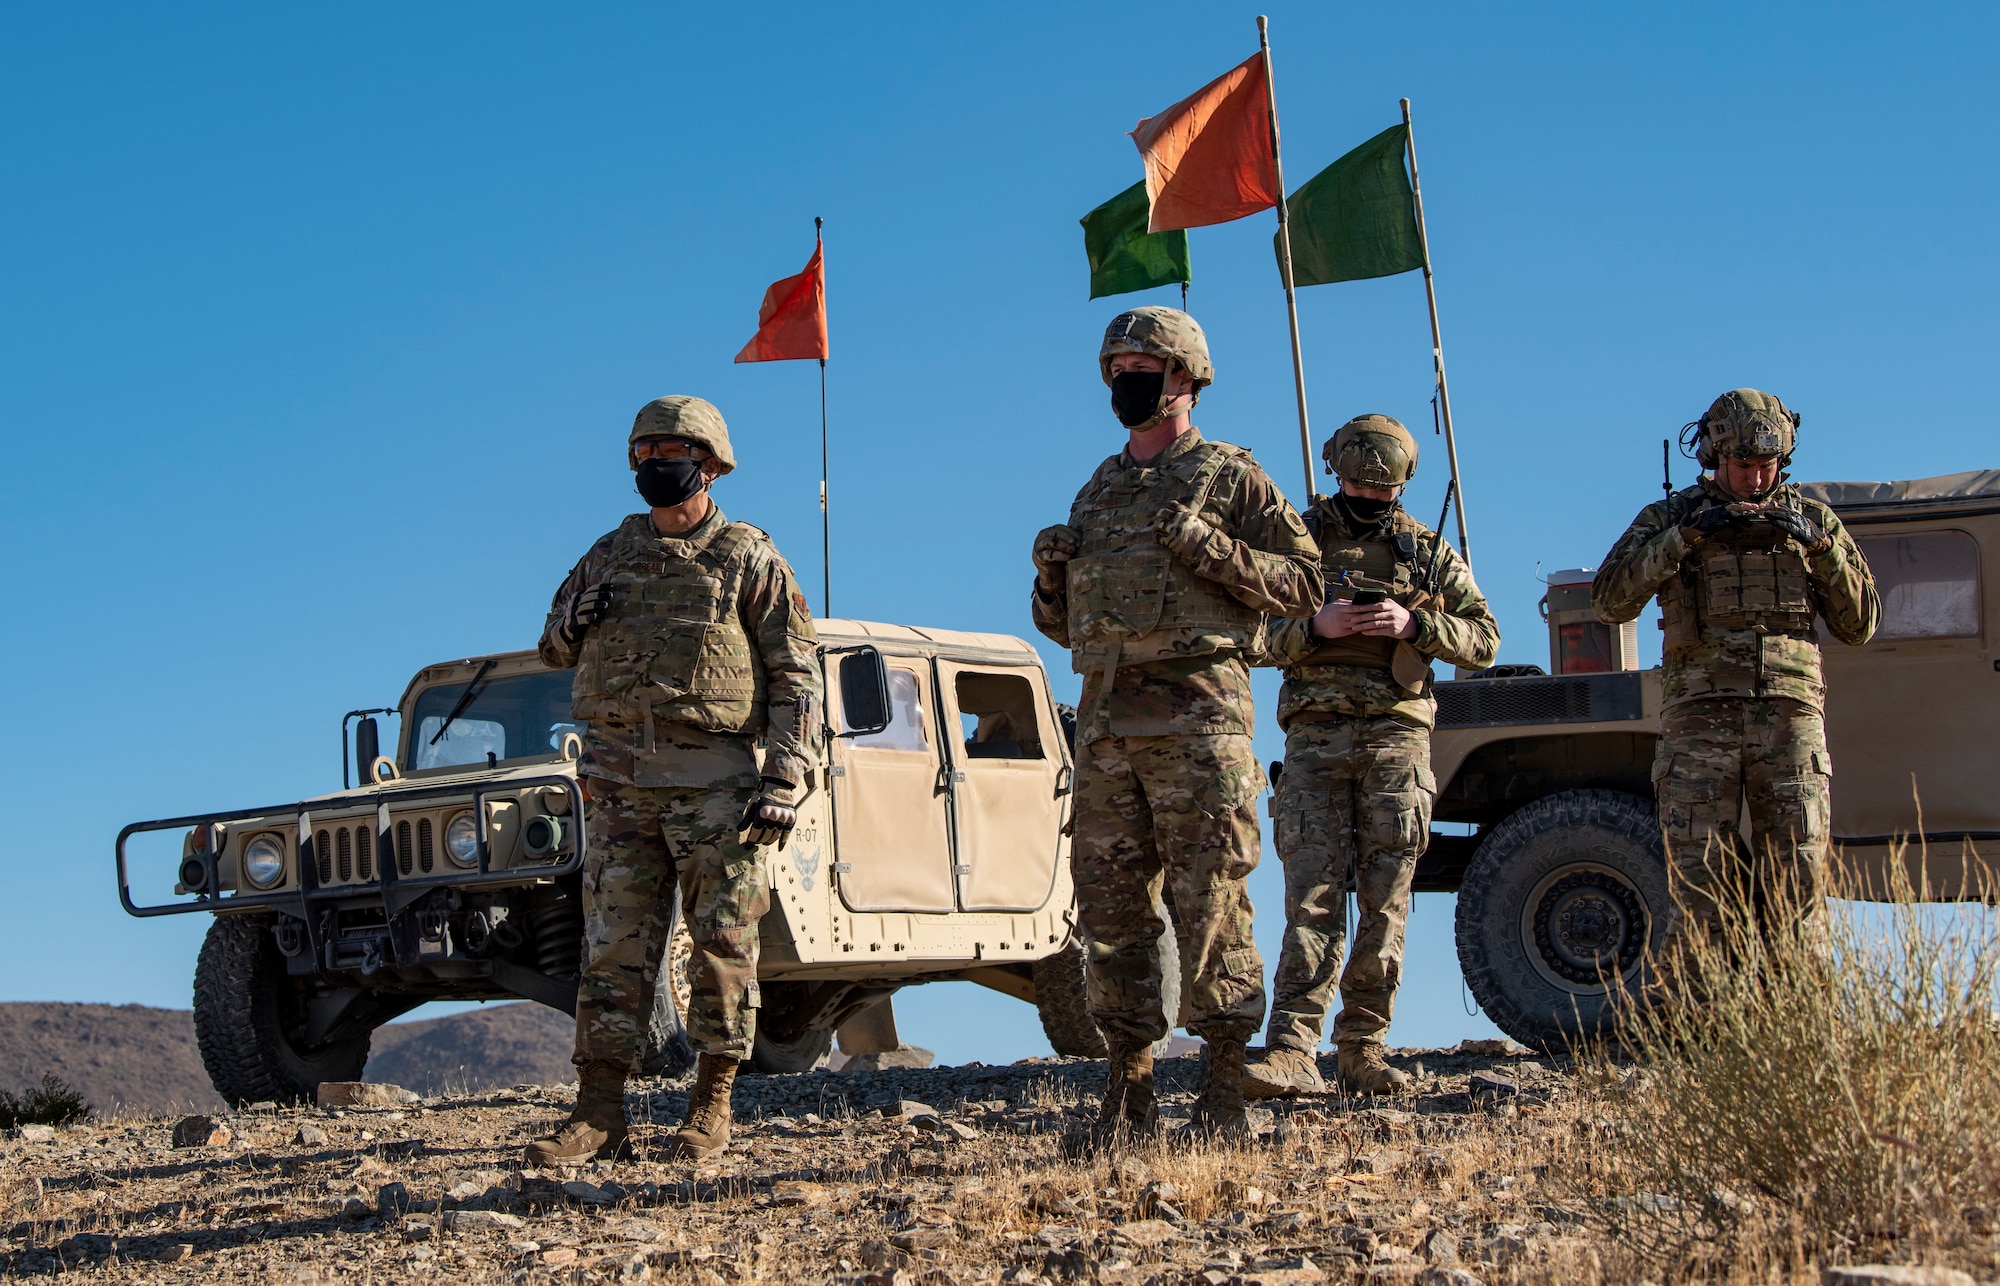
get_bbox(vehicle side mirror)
[837,648,892,737]
[354,717,380,778]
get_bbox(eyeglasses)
[632,437,706,461]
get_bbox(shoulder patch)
[791,589,813,620]
[1283,507,1308,536]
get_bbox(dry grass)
[1570,841,2000,1281]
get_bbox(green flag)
[1081,181,1191,300]
[1279,123,1425,287]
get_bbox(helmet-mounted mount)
[1680,388,1800,471]
[1323,414,1419,488]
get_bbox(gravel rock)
[562,1178,623,1205]
[295,1123,328,1145]
[1112,1219,1178,1247]
[1824,1269,1976,1286]
[841,1045,937,1072]
[1417,1269,1487,1286]
[443,1209,525,1233]
[317,1081,420,1109]
[10,1123,56,1142]
[1421,1229,1461,1263]
[170,1114,231,1148]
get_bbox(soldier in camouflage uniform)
[1031,307,1322,1142]
[1594,390,1877,959]
[1242,416,1498,1098]
[526,396,821,1165]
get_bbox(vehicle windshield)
[406,671,584,771]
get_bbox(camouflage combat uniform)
[540,505,819,1064]
[1594,477,1877,937]
[1032,428,1322,1047]
[1257,495,1498,1055]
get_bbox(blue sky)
[3,3,1994,1065]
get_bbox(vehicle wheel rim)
[1519,863,1649,995]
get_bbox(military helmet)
[629,395,736,475]
[1690,388,1798,469]
[1323,414,1418,487]
[1098,306,1214,392]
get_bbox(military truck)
[117,620,1172,1104]
[1428,470,2000,1049]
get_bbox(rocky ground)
[0,1043,1664,1284]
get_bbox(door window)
[845,666,931,752]
[955,671,1045,760]
[1857,531,1981,640]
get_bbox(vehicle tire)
[193,914,371,1106]
[750,1026,835,1074]
[1033,915,1182,1060]
[1454,789,1669,1053]
[1033,939,1106,1058]
[637,890,696,1078]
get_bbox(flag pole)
[1258,15,1315,503]
[1401,98,1471,565]
[816,216,832,620]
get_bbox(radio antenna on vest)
[1422,478,1457,595]
[1662,438,1672,498]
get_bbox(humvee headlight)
[242,835,286,890]
[444,810,481,868]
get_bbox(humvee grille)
[396,820,414,876]
[315,829,333,885]
[357,826,373,881]
[335,827,352,882]
[1436,672,1645,729]
[417,818,435,872]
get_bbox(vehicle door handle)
[1054,763,1073,798]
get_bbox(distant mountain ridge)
[0,1001,577,1116]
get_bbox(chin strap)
[1118,362,1198,432]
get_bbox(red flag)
[1130,53,1281,233]
[734,240,828,363]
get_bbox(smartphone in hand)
[1349,587,1389,606]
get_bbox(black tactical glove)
[555,583,615,650]
[1684,505,1744,541]
[738,778,799,849]
[1766,507,1832,554]
[1032,524,1080,593]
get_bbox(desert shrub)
[1585,845,2000,1276]
[0,1074,93,1129]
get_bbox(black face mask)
[1109,371,1167,428]
[1338,492,1396,523]
[635,457,707,508]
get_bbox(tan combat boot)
[1092,1039,1159,1146]
[664,1052,739,1161]
[1243,1045,1327,1099]
[1337,1042,1412,1095]
[524,1061,630,1165]
[1185,1037,1253,1142]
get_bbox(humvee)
[1427,470,2000,1048]
[117,621,1173,1104]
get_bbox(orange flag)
[734,239,828,363]
[1130,53,1281,233]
